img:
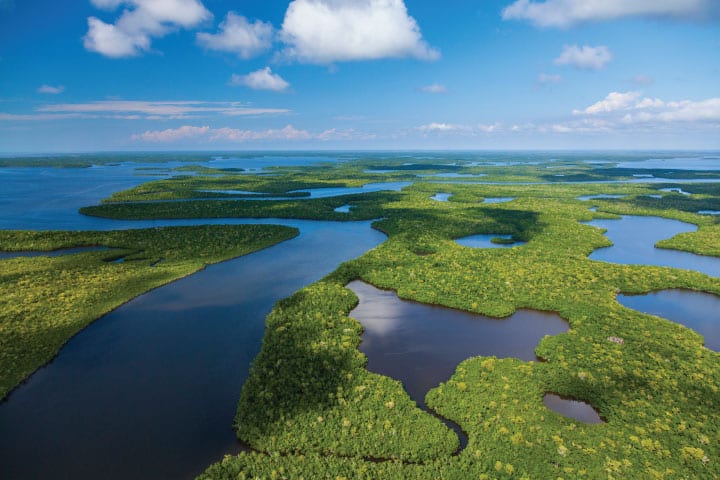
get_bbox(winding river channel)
[1,162,719,478]
[0,165,385,480]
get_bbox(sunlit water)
[618,290,720,351]
[0,163,386,480]
[587,216,720,277]
[455,234,526,249]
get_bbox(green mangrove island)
[2,154,719,479]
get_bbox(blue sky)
[1,0,719,152]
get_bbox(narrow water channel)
[0,221,386,480]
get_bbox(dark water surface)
[543,394,604,424]
[0,219,385,480]
[348,281,569,408]
[588,216,720,277]
[618,290,720,351]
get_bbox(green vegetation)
[0,225,298,400]
[5,154,720,478]
[188,166,720,478]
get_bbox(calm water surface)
[0,162,386,480]
[0,221,385,480]
[588,216,720,277]
[456,234,526,249]
[348,281,568,408]
[543,394,604,424]
[618,290,720,351]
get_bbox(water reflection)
[0,221,386,480]
[587,216,720,277]
[543,394,604,424]
[348,281,568,408]
[577,194,625,201]
[618,290,720,351]
[334,204,352,213]
[455,234,526,249]
[431,193,452,202]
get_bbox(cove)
[618,289,720,351]
[0,220,386,480]
[347,280,569,423]
[587,215,720,277]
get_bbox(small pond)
[699,210,720,215]
[587,216,720,277]
[483,197,515,204]
[455,234,526,249]
[543,394,604,424]
[431,193,452,202]
[577,194,625,201]
[334,204,352,213]
[618,289,720,351]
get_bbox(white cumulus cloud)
[197,12,273,59]
[38,85,65,94]
[554,45,612,70]
[502,0,718,28]
[573,91,720,126]
[279,0,439,64]
[577,91,642,114]
[84,0,212,58]
[230,67,290,92]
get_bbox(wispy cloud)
[0,101,290,121]
[131,124,375,143]
[420,83,447,94]
[230,67,290,92]
[554,45,612,70]
[84,0,212,58]
[37,85,66,95]
[631,74,654,86]
[279,0,439,63]
[197,12,273,59]
[537,73,561,85]
[38,101,289,117]
[502,0,719,28]
[416,122,500,134]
